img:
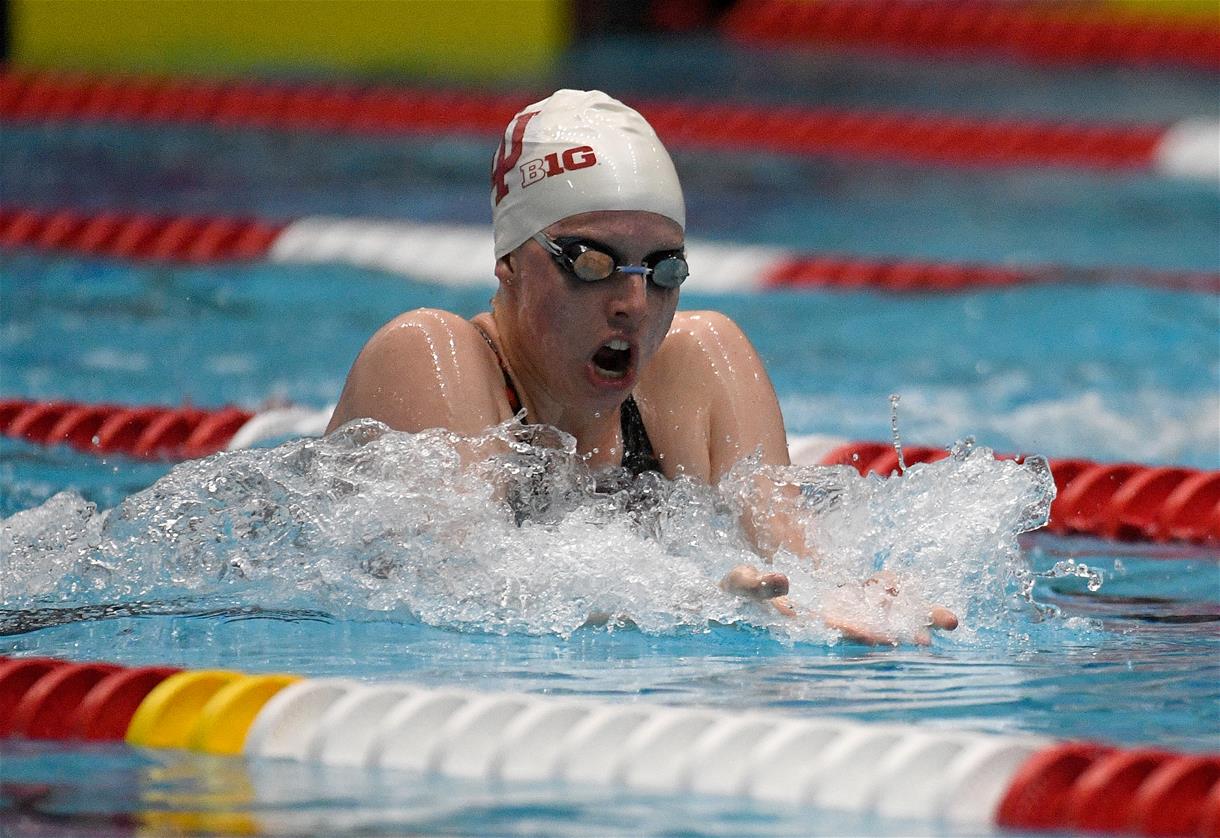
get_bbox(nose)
[606,271,649,324]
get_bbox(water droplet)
[888,394,906,473]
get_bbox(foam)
[2,420,1055,645]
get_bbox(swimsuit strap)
[471,322,660,475]
[619,395,662,476]
[473,323,523,417]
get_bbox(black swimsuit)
[475,325,662,476]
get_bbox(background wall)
[4,0,1212,82]
[4,0,571,80]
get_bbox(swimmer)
[327,89,957,644]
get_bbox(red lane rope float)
[641,100,1164,172]
[0,398,253,460]
[0,206,283,263]
[1200,776,1220,838]
[0,659,179,742]
[0,69,1177,174]
[0,657,65,736]
[4,205,1216,295]
[1130,757,1220,837]
[1064,749,1178,833]
[722,0,1220,72]
[819,441,1219,545]
[998,744,1220,835]
[761,254,1220,295]
[7,662,124,739]
[997,743,1116,831]
[70,666,182,741]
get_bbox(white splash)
[1,420,1056,644]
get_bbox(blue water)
[2,33,1219,838]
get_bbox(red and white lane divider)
[724,0,1220,73]
[2,70,1217,179]
[1,654,1218,836]
[4,206,1217,294]
[2,397,1216,546]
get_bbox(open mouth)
[591,338,632,380]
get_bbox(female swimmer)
[327,90,956,643]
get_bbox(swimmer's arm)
[650,313,956,642]
[653,311,803,553]
[643,312,799,607]
[642,311,790,485]
[734,479,959,643]
[327,309,504,435]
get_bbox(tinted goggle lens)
[570,248,616,282]
[649,255,689,288]
[544,235,688,288]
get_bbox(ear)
[494,253,517,287]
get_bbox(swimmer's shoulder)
[638,310,787,482]
[633,311,746,481]
[363,308,497,364]
[327,308,507,434]
[647,310,757,387]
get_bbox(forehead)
[546,210,684,251]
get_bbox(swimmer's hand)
[720,564,797,617]
[719,566,957,642]
[825,572,958,646]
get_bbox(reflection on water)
[0,742,887,838]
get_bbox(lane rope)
[2,397,1216,546]
[1,654,1217,836]
[0,205,284,263]
[0,397,253,460]
[3,70,1217,179]
[722,0,1220,72]
[4,206,1217,294]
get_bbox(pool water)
[2,34,1219,838]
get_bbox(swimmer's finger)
[758,572,790,599]
[720,565,790,601]
[824,615,896,646]
[770,595,797,617]
[929,606,959,631]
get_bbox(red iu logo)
[491,110,600,205]
[491,110,540,206]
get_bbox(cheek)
[526,290,583,357]
[641,292,679,356]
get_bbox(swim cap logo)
[491,110,541,206]
[519,145,598,189]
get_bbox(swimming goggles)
[531,232,689,288]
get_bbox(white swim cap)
[490,89,685,259]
